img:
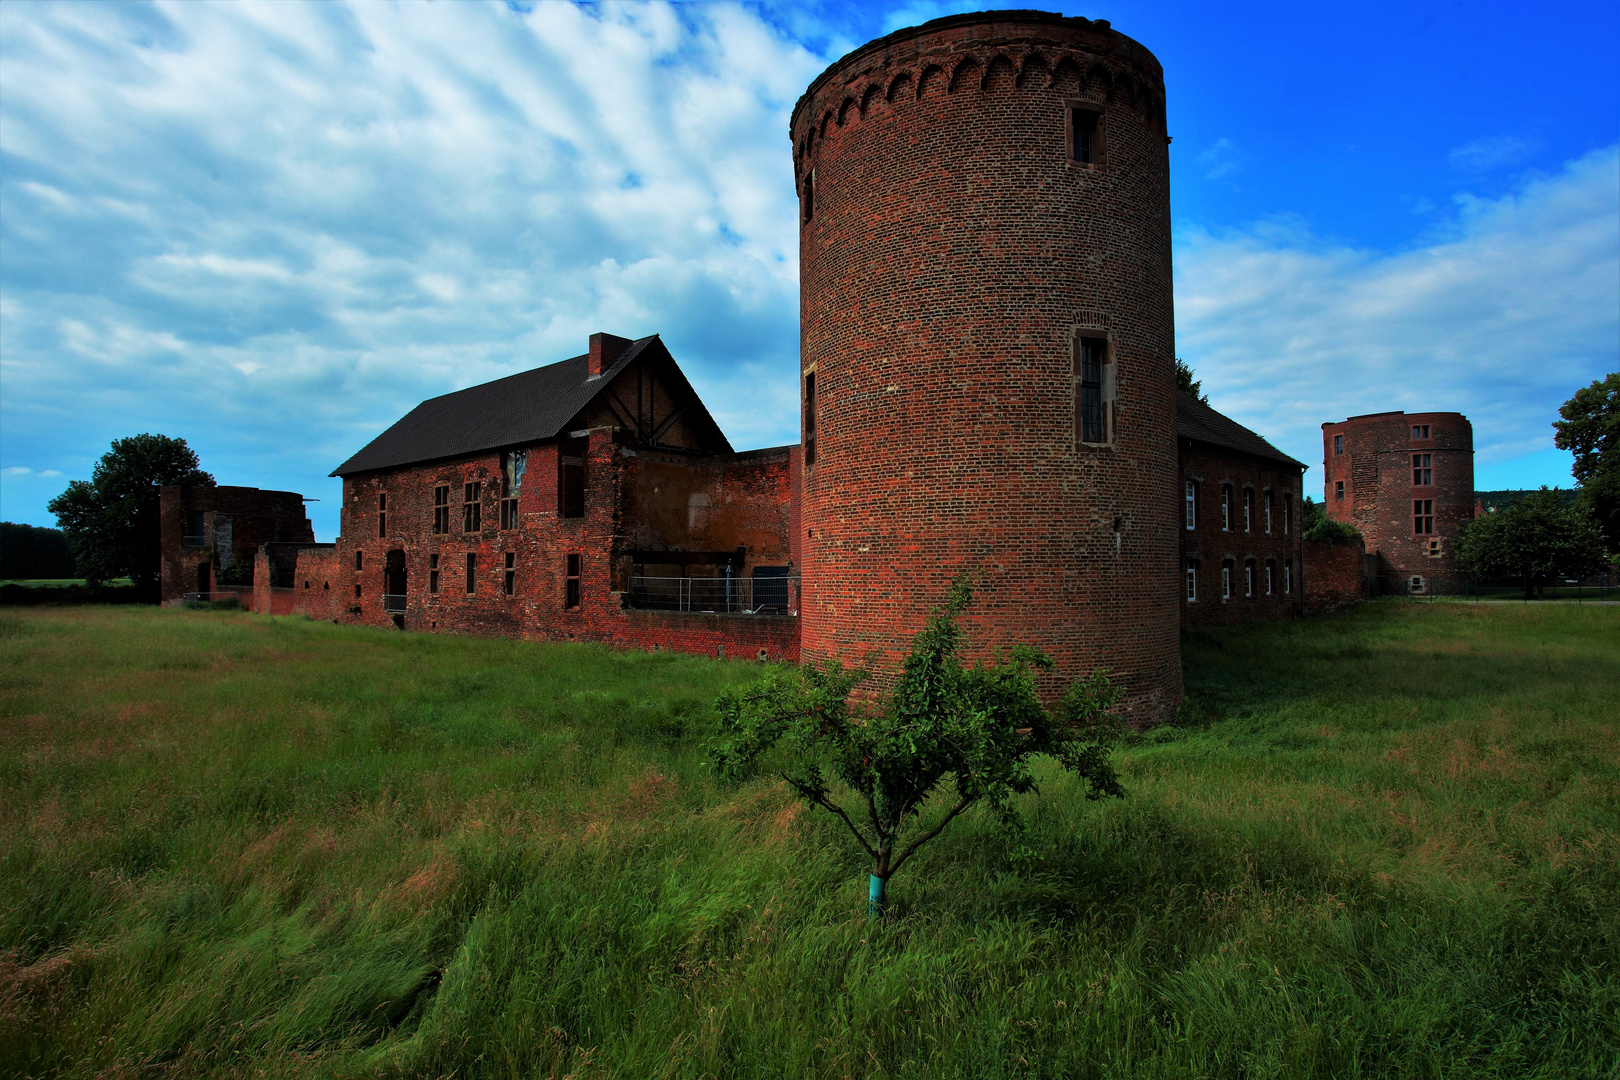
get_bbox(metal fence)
[1369,573,1614,603]
[627,574,790,615]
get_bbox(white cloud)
[1449,134,1534,173]
[1176,145,1619,490]
[1197,137,1243,182]
[0,1,829,536]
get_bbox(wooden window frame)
[433,485,450,535]
[1412,453,1432,486]
[504,551,516,596]
[377,492,387,539]
[463,481,482,534]
[429,553,439,596]
[564,552,581,610]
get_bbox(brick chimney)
[587,333,632,379]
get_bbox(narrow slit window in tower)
[803,371,817,466]
[1075,336,1107,444]
[465,552,477,594]
[565,553,581,610]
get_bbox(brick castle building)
[183,12,1375,723]
[1321,411,1474,592]
[793,11,1181,718]
[157,485,313,605]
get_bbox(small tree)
[48,434,213,591]
[1175,358,1208,404]
[1455,488,1607,598]
[1554,372,1619,553]
[710,578,1124,915]
[1301,496,1359,543]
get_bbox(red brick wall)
[1304,537,1364,615]
[793,13,1180,720]
[1321,411,1473,585]
[328,430,800,661]
[1178,448,1305,627]
[158,485,313,604]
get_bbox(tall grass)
[0,603,1615,1078]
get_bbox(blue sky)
[2,1,1616,542]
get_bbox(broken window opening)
[504,551,516,596]
[377,493,387,539]
[559,439,586,519]
[501,450,526,529]
[429,553,439,595]
[565,552,581,609]
[1075,336,1109,445]
[465,552,477,594]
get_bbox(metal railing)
[181,535,208,548]
[1369,573,1614,603]
[383,593,407,613]
[627,575,790,615]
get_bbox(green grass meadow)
[0,603,1615,1079]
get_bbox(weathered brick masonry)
[324,334,800,661]
[158,485,313,605]
[1176,392,1306,627]
[793,11,1181,719]
[1303,536,1365,615]
[1322,411,1474,590]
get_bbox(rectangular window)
[1284,558,1292,594]
[377,493,387,538]
[1221,563,1231,601]
[1414,499,1434,535]
[355,551,363,571]
[803,371,817,466]
[465,552,477,594]
[1335,480,1345,501]
[354,582,361,598]
[1184,481,1197,529]
[429,553,439,595]
[504,551,515,595]
[1413,424,1430,440]
[1069,105,1102,166]
[1334,434,1343,455]
[1264,492,1273,534]
[501,451,525,530]
[1284,495,1292,534]
[1265,561,1274,596]
[565,552,581,609]
[1075,336,1107,444]
[1412,453,1431,486]
[559,439,586,519]
[1185,561,1197,602]
[1243,489,1254,533]
[1221,485,1232,531]
[801,170,814,223]
[463,481,482,533]
[1245,560,1254,598]
[433,485,450,535]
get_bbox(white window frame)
[1185,562,1197,602]
[1284,559,1292,594]
[1221,564,1231,601]
[1185,481,1196,530]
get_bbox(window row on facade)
[372,449,588,541]
[1184,481,1292,534]
[353,547,584,609]
[1184,557,1293,603]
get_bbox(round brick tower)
[793,10,1182,719]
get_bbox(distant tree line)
[0,522,78,579]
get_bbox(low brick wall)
[1304,537,1364,615]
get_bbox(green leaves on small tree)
[1301,496,1359,543]
[1553,372,1619,552]
[1455,487,1608,599]
[710,577,1124,912]
[48,434,213,590]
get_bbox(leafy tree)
[1455,487,1607,599]
[48,434,213,591]
[1553,372,1619,552]
[710,578,1124,915]
[1301,496,1359,543]
[1175,358,1208,404]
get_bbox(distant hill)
[0,522,77,579]
[1473,489,1579,513]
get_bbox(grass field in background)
[1,602,1615,1079]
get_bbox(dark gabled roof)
[1176,392,1305,470]
[333,335,726,476]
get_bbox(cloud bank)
[2,1,823,536]
[1176,145,1619,493]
